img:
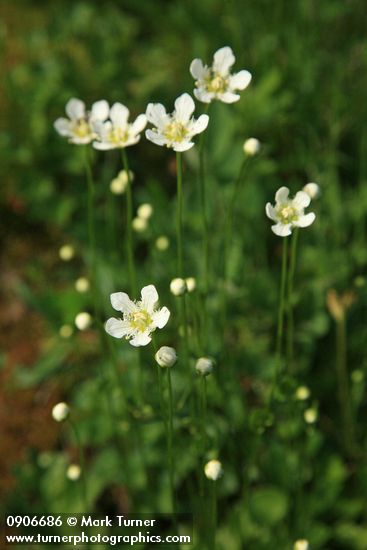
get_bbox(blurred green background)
[1,1,367,548]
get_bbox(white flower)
[185,277,196,292]
[75,277,90,293]
[110,170,134,195]
[204,459,223,481]
[294,540,309,550]
[75,312,92,330]
[266,187,316,237]
[190,46,252,104]
[93,103,147,150]
[137,203,153,220]
[59,244,75,261]
[195,357,214,376]
[105,285,170,347]
[54,98,109,145]
[66,464,81,481]
[170,278,187,296]
[243,137,260,156]
[303,182,320,199]
[52,402,69,422]
[155,236,170,251]
[132,217,148,232]
[155,346,177,368]
[145,93,209,152]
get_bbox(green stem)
[69,420,88,512]
[198,125,209,293]
[209,481,217,549]
[286,228,299,369]
[176,152,184,277]
[276,237,289,361]
[167,368,176,514]
[84,146,100,320]
[336,318,356,456]
[121,149,136,296]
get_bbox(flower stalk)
[121,149,137,296]
[286,227,299,369]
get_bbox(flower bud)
[195,357,214,376]
[243,137,260,156]
[304,408,318,424]
[295,386,310,401]
[52,402,70,422]
[75,312,92,331]
[294,541,309,550]
[155,236,170,251]
[137,203,153,220]
[59,324,73,338]
[75,277,90,293]
[303,182,320,199]
[204,459,223,481]
[170,278,186,296]
[185,277,196,292]
[66,464,81,481]
[132,217,148,232]
[59,244,75,261]
[155,346,177,368]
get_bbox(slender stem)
[176,152,184,277]
[199,376,208,497]
[69,420,88,512]
[286,228,299,369]
[336,318,356,456]
[121,149,136,296]
[276,237,289,361]
[167,368,176,514]
[209,481,217,549]
[198,123,209,293]
[84,146,100,320]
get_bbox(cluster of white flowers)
[266,186,316,237]
[105,285,170,347]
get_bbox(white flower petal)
[294,212,316,227]
[265,203,277,221]
[172,141,194,152]
[174,93,195,124]
[271,223,292,237]
[110,292,136,313]
[152,307,170,329]
[191,114,209,135]
[105,317,130,338]
[66,98,85,120]
[110,102,129,128]
[293,191,311,209]
[141,285,159,313]
[229,70,252,91]
[145,129,167,146]
[91,100,109,121]
[129,332,152,347]
[93,141,115,150]
[275,186,290,204]
[146,103,168,128]
[190,58,206,79]
[54,118,71,136]
[131,114,147,135]
[218,91,240,103]
[213,46,235,76]
[194,88,213,104]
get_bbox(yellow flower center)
[128,310,152,333]
[278,204,298,224]
[109,127,129,145]
[163,121,189,142]
[72,119,92,139]
[206,73,228,94]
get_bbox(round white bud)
[295,386,310,401]
[132,217,148,232]
[185,277,196,292]
[204,459,223,481]
[195,357,214,376]
[303,182,320,199]
[59,324,73,338]
[66,464,81,481]
[294,541,309,550]
[137,203,153,220]
[304,408,318,424]
[75,312,92,331]
[75,277,90,293]
[155,346,177,368]
[243,137,260,156]
[155,236,170,251]
[52,402,70,422]
[59,244,75,261]
[170,278,186,296]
